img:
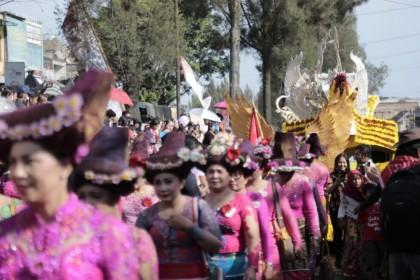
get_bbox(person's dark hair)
[185,135,202,150]
[202,131,215,147]
[122,110,130,116]
[150,118,160,127]
[145,164,193,184]
[355,144,371,157]
[333,153,350,175]
[69,170,135,205]
[105,109,116,119]
[226,164,254,178]
[396,140,420,157]
[216,113,224,122]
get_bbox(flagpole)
[174,0,180,118]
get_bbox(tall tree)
[229,0,241,98]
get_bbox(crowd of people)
[0,69,419,280]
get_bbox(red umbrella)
[110,87,133,106]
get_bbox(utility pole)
[174,0,181,118]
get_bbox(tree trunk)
[229,0,240,98]
[262,49,272,123]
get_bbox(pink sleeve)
[101,221,158,279]
[238,195,261,269]
[317,167,330,197]
[302,181,320,238]
[279,192,303,250]
[255,196,275,263]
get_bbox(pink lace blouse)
[0,194,158,279]
[214,193,260,267]
[277,174,320,238]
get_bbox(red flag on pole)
[248,107,262,145]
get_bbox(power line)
[372,48,420,60]
[383,0,420,8]
[362,32,420,45]
[357,6,418,16]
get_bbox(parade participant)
[326,153,350,267]
[227,139,276,279]
[136,131,222,280]
[145,118,161,154]
[0,70,153,279]
[204,133,261,280]
[71,126,158,279]
[250,139,303,279]
[337,170,366,278]
[299,133,330,210]
[122,133,158,225]
[270,132,320,280]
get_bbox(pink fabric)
[260,181,303,271]
[216,193,260,267]
[0,194,158,279]
[2,181,20,199]
[121,191,158,225]
[247,191,276,263]
[277,173,320,237]
[303,162,330,197]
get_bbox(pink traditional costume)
[298,133,329,233]
[228,139,278,273]
[205,135,261,279]
[0,70,153,279]
[270,132,320,280]
[137,132,221,279]
[122,133,158,225]
[253,140,303,276]
[71,126,159,279]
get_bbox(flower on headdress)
[267,160,279,170]
[226,148,240,162]
[48,115,63,132]
[261,138,270,146]
[30,123,42,139]
[12,125,28,141]
[177,147,190,162]
[141,197,154,208]
[84,171,95,180]
[243,157,258,170]
[285,160,293,167]
[220,204,236,218]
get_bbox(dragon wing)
[284,52,304,96]
[349,52,368,116]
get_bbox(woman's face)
[152,172,184,202]
[229,170,247,192]
[9,141,72,204]
[337,156,348,172]
[351,175,363,189]
[206,164,230,192]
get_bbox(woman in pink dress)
[0,70,155,279]
[204,134,261,280]
[136,132,222,280]
[251,140,304,279]
[71,127,158,279]
[225,139,277,279]
[122,133,158,225]
[270,132,320,280]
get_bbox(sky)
[3,0,420,98]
